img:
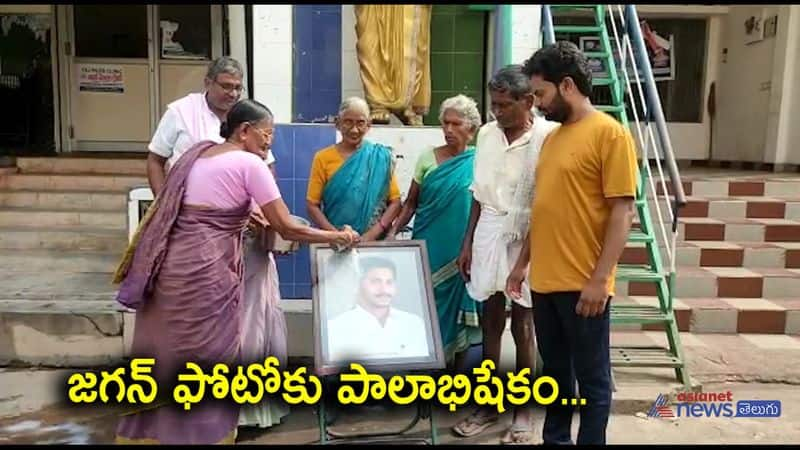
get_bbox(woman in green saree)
[387,94,483,369]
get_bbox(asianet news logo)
[647,391,781,419]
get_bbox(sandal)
[452,409,499,437]
[500,424,537,445]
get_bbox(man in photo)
[326,256,429,362]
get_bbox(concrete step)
[0,227,127,252]
[0,174,146,192]
[656,175,800,197]
[619,266,800,299]
[622,241,800,269]
[15,157,145,176]
[635,218,800,243]
[0,297,127,367]
[612,296,800,335]
[0,272,118,297]
[0,270,129,367]
[645,196,800,220]
[0,208,126,230]
[0,189,127,211]
[0,250,119,273]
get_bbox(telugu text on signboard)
[77,64,125,93]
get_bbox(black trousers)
[532,291,612,445]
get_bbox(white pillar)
[511,5,542,65]
[341,5,364,102]
[227,5,249,93]
[252,5,294,123]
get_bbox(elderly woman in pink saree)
[113,99,358,445]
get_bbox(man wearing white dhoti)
[453,65,558,444]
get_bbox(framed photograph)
[640,21,675,81]
[649,34,675,81]
[608,36,643,82]
[578,36,608,78]
[310,240,446,376]
[743,12,765,45]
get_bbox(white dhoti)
[466,208,532,308]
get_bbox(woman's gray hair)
[439,94,482,131]
[338,96,371,117]
[206,56,244,81]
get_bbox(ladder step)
[627,230,654,243]
[466,4,496,11]
[616,264,662,282]
[611,346,683,368]
[597,105,625,113]
[548,4,597,10]
[592,77,615,86]
[611,305,670,324]
[584,51,611,59]
[553,25,603,34]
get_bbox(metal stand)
[316,375,438,445]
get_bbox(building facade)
[1,4,799,301]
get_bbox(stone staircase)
[618,172,800,335]
[0,157,146,366]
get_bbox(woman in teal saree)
[306,97,402,241]
[388,94,483,368]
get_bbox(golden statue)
[354,5,432,126]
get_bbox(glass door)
[57,5,224,152]
[63,4,156,151]
[156,5,224,116]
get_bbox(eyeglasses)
[214,80,244,94]
[247,122,274,139]
[340,119,369,130]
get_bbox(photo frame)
[640,21,675,81]
[310,240,446,376]
[578,36,609,78]
[648,33,675,81]
[743,11,765,45]
[605,29,675,83]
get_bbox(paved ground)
[2,331,799,445]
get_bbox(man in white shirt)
[326,256,429,362]
[453,65,559,444]
[145,56,276,194]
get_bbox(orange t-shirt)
[306,145,401,204]
[529,111,639,296]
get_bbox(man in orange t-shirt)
[507,42,639,445]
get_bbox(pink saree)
[115,141,249,444]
